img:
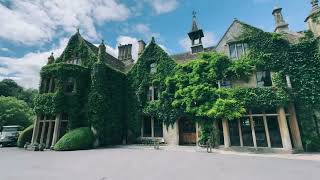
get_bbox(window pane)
[256,71,265,87]
[257,71,272,87]
[267,116,283,148]
[264,71,272,86]
[147,87,153,101]
[150,63,157,74]
[154,86,159,100]
[50,79,56,93]
[220,81,232,88]
[253,117,268,147]
[229,44,237,59]
[229,120,240,146]
[143,116,152,137]
[154,118,163,137]
[240,117,254,146]
[243,43,249,53]
[236,43,244,58]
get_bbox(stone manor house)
[31,1,320,152]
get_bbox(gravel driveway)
[0,146,319,180]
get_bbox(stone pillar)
[151,117,154,138]
[51,114,61,147]
[288,103,303,150]
[141,119,144,137]
[249,112,257,149]
[238,120,244,147]
[45,120,53,148]
[163,121,179,145]
[263,113,272,148]
[196,122,200,146]
[31,116,41,144]
[39,117,47,144]
[277,107,292,150]
[222,119,231,148]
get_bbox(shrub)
[54,127,94,151]
[17,125,34,148]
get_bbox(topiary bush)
[17,125,34,148]
[54,127,94,151]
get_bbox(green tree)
[0,96,34,128]
[0,79,22,97]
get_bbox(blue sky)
[0,0,312,88]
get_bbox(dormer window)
[229,43,248,59]
[256,71,272,87]
[150,63,157,74]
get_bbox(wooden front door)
[179,118,197,145]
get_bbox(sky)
[0,0,312,89]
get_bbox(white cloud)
[135,23,160,39]
[0,47,10,52]
[0,38,68,89]
[0,0,131,45]
[179,31,217,51]
[147,0,179,14]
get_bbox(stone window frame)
[256,71,272,87]
[141,116,164,138]
[41,77,57,94]
[228,42,248,60]
[147,85,160,101]
[150,62,157,74]
[224,109,291,149]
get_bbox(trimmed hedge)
[54,127,94,151]
[17,125,34,148]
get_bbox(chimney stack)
[272,7,289,33]
[138,40,146,56]
[118,44,133,66]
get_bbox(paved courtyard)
[0,146,319,180]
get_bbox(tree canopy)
[0,96,34,128]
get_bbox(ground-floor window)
[36,114,68,148]
[228,109,285,148]
[240,117,254,147]
[267,116,283,148]
[142,116,163,138]
[229,120,240,146]
[143,116,152,137]
[154,118,163,137]
[253,116,268,147]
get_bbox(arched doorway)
[179,117,197,145]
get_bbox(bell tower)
[188,11,204,54]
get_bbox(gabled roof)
[215,19,262,50]
[58,32,125,71]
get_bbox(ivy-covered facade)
[30,1,320,152]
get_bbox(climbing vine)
[240,26,320,151]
